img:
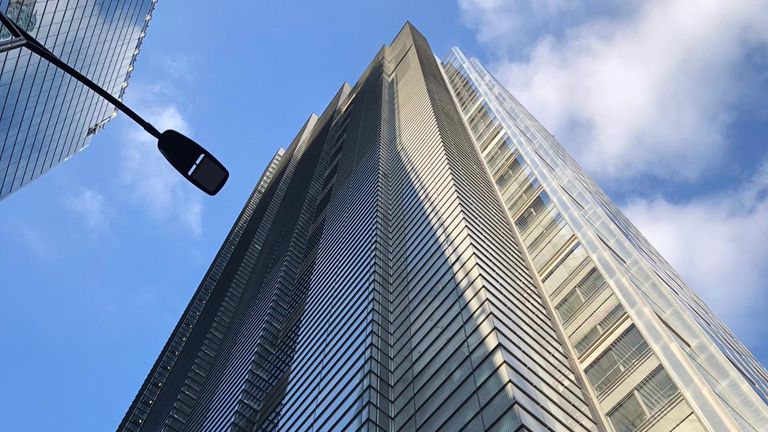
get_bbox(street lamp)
[0,12,229,195]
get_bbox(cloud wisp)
[65,188,110,229]
[119,101,203,236]
[624,161,768,347]
[460,0,768,182]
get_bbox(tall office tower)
[119,23,768,432]
[0,0,156,200]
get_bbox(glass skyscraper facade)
[119,23,768,432]
[0,0,156,200]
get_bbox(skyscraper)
[0,0,156,200]
[119,23,768,432]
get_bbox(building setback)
[118,23,768,432]
[0,0,156,200]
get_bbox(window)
[637,367,677,413]
[577,269,605,299]
[556,289,582,323]
[574,327,601,354]
[587,350,622,393]
[507,175,540,215]
[607,367,679,432]
[573,302,625,354]
[515,192,550,232]
[554,268,607,323]
[585,325,650,396]
[495,156,524,188]
[608,393,646,432]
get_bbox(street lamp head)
[157,129,229,196]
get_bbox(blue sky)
[0,0,766,430]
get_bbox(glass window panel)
[572,300,625,354]
[541,244,587,292]
[574,327,601,354]
[586,350,620,392]
[577,269,605,299]
[637,367,677,414]
[585,325,650,395]
[515,192,550,232]
[608,393,647,432]
[555,289,583,323]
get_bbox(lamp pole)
[0,11,229,195]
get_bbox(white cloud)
[120,104,203,236]
[624,161,768,346]
[460,0,768,182]
[160,55,195,82]
[65,188,109,228]
[460,0,588,49]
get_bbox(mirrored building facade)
[0,0,156,200]
[119,23,768,432]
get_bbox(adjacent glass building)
[0,0,156,200]
[118,23,768,432]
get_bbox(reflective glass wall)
[0,0,156,199]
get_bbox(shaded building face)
[0,0,156,200]
[119,23,768,432]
